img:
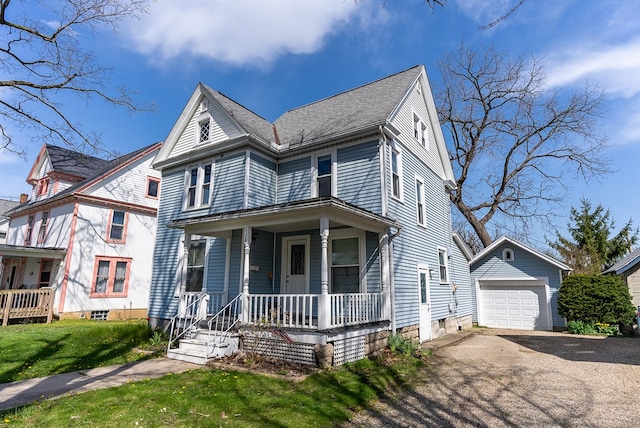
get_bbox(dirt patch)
[206,352,319,381]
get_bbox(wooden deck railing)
[0,288,55,326]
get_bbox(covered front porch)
[0,244,66,325]
[167,197,400,365]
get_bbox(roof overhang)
[471,235,572,271]
[0,244,67,259]
[168,197,401,237]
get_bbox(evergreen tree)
[550,199,638,273]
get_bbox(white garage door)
[479,280,550,330]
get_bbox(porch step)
[167,332,240,365]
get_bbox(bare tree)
[0,0,149,157]
[436,44,610,248]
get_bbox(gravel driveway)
[344,329,640,427]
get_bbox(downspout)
[380,124,399,332]
[388,227,401,334]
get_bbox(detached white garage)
[478,279,551,331]
[470,236,572,331]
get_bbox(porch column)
[318,216,331,330]
[380,233,390,320]
[241,226,251,324]
[180,233,191,295]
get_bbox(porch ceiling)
[0,244,67,259]
[168,197,401,236]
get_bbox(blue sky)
[1,0,639,250]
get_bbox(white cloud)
[125,0,362,67]
[545,39,640,99]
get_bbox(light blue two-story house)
[149,65,473,366]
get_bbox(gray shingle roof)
[46,145,111,178]
[6,143,161,216]
[273,65,422,148]
[603,247,640,274]
[202,86,275,145]
[0,199,19,218]
[199,65,422,150]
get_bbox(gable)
[169,95,246,161]
[387,72,455,183]
[154,84,274,169]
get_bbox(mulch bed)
[207,352,320,381]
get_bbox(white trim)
[224,235,232,302]
[417,263,432,342]
[437,246,449,284]
[281,235,311,294]
[502,247,515,261]
[472,235,571,271]
[196,116,211,145]
[311,149,337,198]
[411,108,429,151]
[183,162,214,211]
[328,228,367,293]
[243,150,250,209]
[389,143,403,202]
[477,278,552,331]
[415,174,426,228]
[378,137,388,217]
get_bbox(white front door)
[282,236,310,294]
[418,266,432,341]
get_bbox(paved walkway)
[0,358,200,411]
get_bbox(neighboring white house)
[0,198,20,244]
[0,142,162,320]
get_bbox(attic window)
[199,120,210,143]
[200,100,209,111]
[416,81,422,94]
[502,248,515,262]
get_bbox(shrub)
[558,274,636,327]
[388,334,421,356]
[566,320,597,335]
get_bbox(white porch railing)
[170,291,386,336]
[247,294,318,329]
[329,293,384,328]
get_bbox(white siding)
[63,203,155,313]
[83,153,160,209]
[168,101,244,160]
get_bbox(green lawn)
[0,319,161,383]
[0,319,429,427]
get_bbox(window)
[107,210,127,243]
[24,214,34,246]
[391,147,402,200]
[199,120,210,143]
[37,211,49,243]
[438,248,448,283]
[186,238,207,292]
[317,154,332,197]
[201,165,211,205]
[39,259,53,288]
[146,177,160,198]
[413,112,428,149]
[91,256,131,297]
[502,248,515,261]
[37,178,49,196]
[331,237,360,293]
[185,164,212,209]
[416,177,426,227]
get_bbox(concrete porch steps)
[167,329,240,365]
